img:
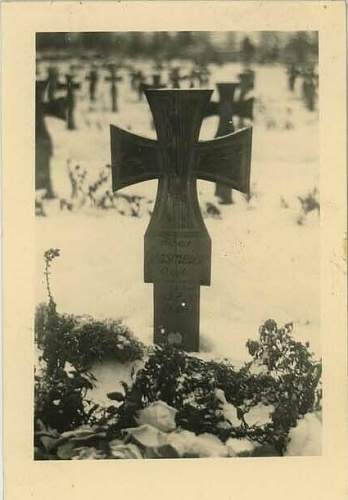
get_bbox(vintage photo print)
[34,29,322,460]
[2,2,346,500]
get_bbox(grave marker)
[110,89,252,351]
[57,74,80,130]
[139,73,166,96]
[205,82,254,204]
[169,67,187,89]
[190,65,211,88]
[302,68,316,111]
[238,70,255,99]
[130,70,146,100]
[47,66,59,102]
[287,63,300,91]
[86,67,99,102]
[105,66,123,112]
[36,79,67,198]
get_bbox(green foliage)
[34,365,98,434]
[246,319,322,414]
[35,303,144,370]
[34,308,322,458]
[35,248,144,442]
[106,320,321,454]
[34,304,144,437]
[43,247,60,313]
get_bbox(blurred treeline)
[36,31,318,65]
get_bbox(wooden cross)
[105,67,123,112]
[110,89,252,351]
[86,68,99,102]
[139,73,166,99]
[36,79,67,198]
[169,67,187,89]
[302,68,317,111]
[57,74,80,130]
[47,66,59,102]
[190,66,210,88]
[238,70,255,99]
[205,82,254,204]
[287,63,300,91]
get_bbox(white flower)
[166,430,228,458]
[123,424,168,448]
[136,401,177,432]
[215,388,227,403]
[243,403,274,427]
[165,430,197,457]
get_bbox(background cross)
[86,67,99,102]
[57,73,80,130]
[105,66,123,112]
[205,82,254,203]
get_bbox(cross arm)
[203,100,219,118]
[194,127,252,194]
[105,75,123,82]
[43,97,67,121]
[110,125,161,191]
[234,97,254,120]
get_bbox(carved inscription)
[145,235,210,284]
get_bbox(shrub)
[35,304,144,370]
[34,364,98,433]
[105,320,321,454]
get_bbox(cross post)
[238,70,255,99]
[105,66,123,112]
[57,74,80,130]
[86,68,99,102]
[169,67,188,89]
[47,66,60,102]
[139,73,166,97]
[110,89,252,351]
[205,82,254,204]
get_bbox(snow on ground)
[36,63,320,430]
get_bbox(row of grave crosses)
[42,61,254,112]
[36,60,255,352]
[286,63,317,111]
[36,63,254,202]
[110,89,253,351]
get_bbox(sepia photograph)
[2,2,347,500]
[33,30,323,460]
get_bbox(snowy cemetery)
[34,32,322,460]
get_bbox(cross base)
[153,282,200,352]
